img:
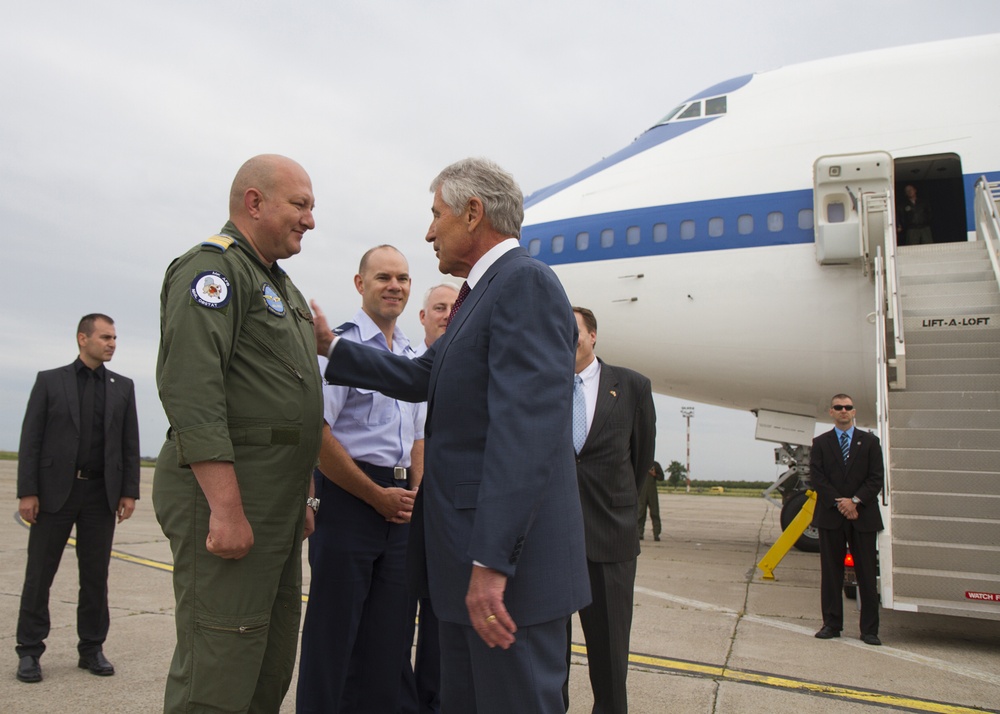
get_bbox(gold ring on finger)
[485,614,497,624]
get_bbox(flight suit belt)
[227,426,301,446]
[75,469,104,480]
[354,460,408,486]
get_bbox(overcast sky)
[3,1,999,482]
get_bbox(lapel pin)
[610,390,617,397]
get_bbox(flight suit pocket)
[189,610,270,710]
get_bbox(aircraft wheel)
[844,585,857,599]
[779,490,821,553]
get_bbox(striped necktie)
[573,375,587,454]
[840,431,850,464]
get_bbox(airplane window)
[827,202,846,223]
[655,105,686,126]
[528,238,540,256]
[626,226,641,245]
[576,232,590,251]
[653,223,667,242]
[705,96,727,116]
[680,220,695,240]
[601,229,614,248]
[552,235,565,254]
[738,214,753,235]
[798,209,814,230]
[708,217,724,237]
[767,212,784,232]
[678,102,702,120]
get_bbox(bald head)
[228,154,315,265]
[229,154,307,217]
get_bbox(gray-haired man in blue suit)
[313,157,590,714]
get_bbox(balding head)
[228,154,315,265]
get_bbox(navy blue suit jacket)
[325,247,591,626]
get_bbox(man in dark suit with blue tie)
[567,306,655,713]
[810,393,884,646]
[14,314,141,683]
[312,157,591,714]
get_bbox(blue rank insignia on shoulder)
[191,270,231,309]
[201,235,236,252]
[262,283,285,316]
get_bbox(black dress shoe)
[814,625,841,639]
[861,633,882,646]
[78,651,115,676]
[654,535,661,541]
[16,655,42,683]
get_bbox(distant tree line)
[657,460,769,491]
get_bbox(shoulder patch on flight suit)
[200,235,236,252]
[261,283,285,317]
[190,270,232,309]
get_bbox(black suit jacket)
[575,360,656,563]
[809,428,884,532]
[17,362,141,514]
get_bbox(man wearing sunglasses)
[810,394,885,645]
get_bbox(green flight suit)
[152,222,323,713]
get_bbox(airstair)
[878,179,1000,619]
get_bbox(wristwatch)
[306,497,321,514]
[851,496,861,505]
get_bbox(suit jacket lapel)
[62,364,81,432]
[584,360,618,450]
[426,247,527,401]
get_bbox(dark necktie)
[448,281,471,325]
[77,370,96,467]
[840,432,850,464]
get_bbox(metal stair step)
[889,409,1000,429]
[888,391,1000,409]
[903,324,1000,349]
[900,280,999,298]
[902,293,1000,312]
[891,491,1000,519]
[891,540,1000,574]
[890,446,1000,471]
[904,373,1000,391]
[889,427,1000,450]
[891,568,1000,617]
[900,342,1000,359]
[906,357,1000,376]
[896,241,986,259]
[886,595,1000,620]
[891,468,1000,495]
[891,514,1000,546]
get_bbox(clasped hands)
[835,497,859,520]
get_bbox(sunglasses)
[832,405,855,411]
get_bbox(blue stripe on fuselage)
[522,189,816,266]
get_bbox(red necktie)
[448,281,471,325]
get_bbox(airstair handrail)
[874,248,892,505]
[973,177,1000,289]
[863,191,906,389]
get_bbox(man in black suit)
[567,306,656,713]
[810,393,884,646]
[15,314,141,683]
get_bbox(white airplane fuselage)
[522,34,1000,426]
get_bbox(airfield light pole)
[681,406,695,493]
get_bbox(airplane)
[520,34,1000,621]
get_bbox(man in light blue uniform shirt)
[297,245,426,713]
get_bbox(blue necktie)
[840,432,850,464]
[572,375,587,454]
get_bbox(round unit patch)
[191,271,231,309]
[262,283,285,316]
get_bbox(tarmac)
[2,462,999,713]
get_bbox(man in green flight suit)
[152,154,324,713]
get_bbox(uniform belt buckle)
[393,466,407,481]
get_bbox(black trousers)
[818,521,880,636]
[17,478,116,657]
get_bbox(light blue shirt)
[318,309,426,468]
[835,425,855,444]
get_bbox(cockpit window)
[705,96,727,116]
[654,95,727,127]
[678,102,702,120]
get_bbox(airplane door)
[814,152,895,265]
